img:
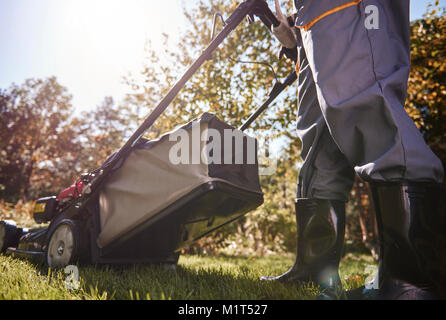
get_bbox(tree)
[75,96,133,171]
[406,3,446,173]
[124,0,300,157]
[0,81,136,202]
[0,77,80,201]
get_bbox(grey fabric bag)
[97,113,263,249]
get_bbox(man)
[261,0,446,299]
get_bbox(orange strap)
[296,0,363,31]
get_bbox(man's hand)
[277,15,297,63]
[272,0,298,47]
[272,1,298,64]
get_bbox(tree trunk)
[354,176,379,260]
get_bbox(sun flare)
[46,0,183,109]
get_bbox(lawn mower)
[0,0,297,268]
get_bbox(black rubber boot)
[261,198,346,297]
[347,182,446,300]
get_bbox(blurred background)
[1,0,445,259]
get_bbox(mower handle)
[239,70,297,132]
[73,0,283,216]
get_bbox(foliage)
[0,79,134,202]
[0,77,79,202]
[124,0,300,156]
[0,199,35,227]
[406,3,446,172]
[74,96,133,170]
[345,177,379,259]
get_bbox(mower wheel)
[46,219,87,268]
[0,220,22,253]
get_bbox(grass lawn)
[0,252,376,300]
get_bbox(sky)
[0,0,186,111]
[0,0,444,113]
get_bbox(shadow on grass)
[73,255,320,300]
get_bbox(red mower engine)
[33,179,84,224]
[56,179,84,204]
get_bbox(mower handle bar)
[76,0,294,214]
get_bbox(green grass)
[0,253,376,300]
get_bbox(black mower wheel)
[0,220,22,253]
[46,219,88,268]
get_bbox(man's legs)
[296,35,355,201]
[297,0,444,182]
[295,0,445,298]
[261,36,354,296]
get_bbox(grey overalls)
[293,0,444,201]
